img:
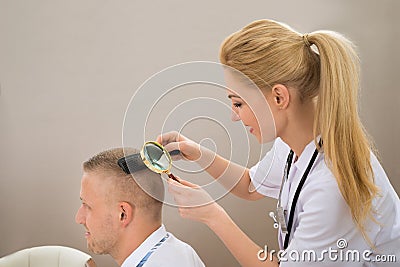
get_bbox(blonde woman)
[158,19,399,266]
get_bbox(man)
[75,147,205,267]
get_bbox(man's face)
[75,171,120,255]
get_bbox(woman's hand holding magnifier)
[156,131,217,170]
[156,131,203,161]
[167,176,225,226]
[156,132,225,224]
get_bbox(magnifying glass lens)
[143,143,170,171]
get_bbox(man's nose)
[75,206,85,224]
[231,110,241,121]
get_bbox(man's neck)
[113,220,161,266]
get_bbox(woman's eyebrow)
[228,94,242,99]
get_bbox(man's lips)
[84,228,90,238]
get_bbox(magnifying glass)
[118,141,180,182]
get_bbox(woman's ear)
[118,202,134,227]
[271,84,290,110]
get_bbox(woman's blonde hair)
[220,19,379,242]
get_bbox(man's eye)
[233,103,242,108]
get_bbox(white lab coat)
[250,138,400,266]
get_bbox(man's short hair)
[83,147,164,220]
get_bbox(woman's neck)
[280,100,316,158]
[282,131,314,158]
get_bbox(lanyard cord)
[283,140,322,250]
[136,233,170,267]
[277,150,294,208]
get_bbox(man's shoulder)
[163,232,199,253]
[149,232,205,266]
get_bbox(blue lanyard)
[136,233,170,267]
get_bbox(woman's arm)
[202,149,264,201]
[157,131,264,201]
[168,178,278,267]
[208,206,278,267]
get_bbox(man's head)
[75,147,164,256]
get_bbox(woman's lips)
[249,127,254,134]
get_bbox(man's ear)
[271,84,290,110]
[118,202,134,227]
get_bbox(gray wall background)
[0,1,399,266]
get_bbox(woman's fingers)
[156,131,183,146]
[167,177,193,195]
[168,176,199,189]
[156,131,174,145]
[168,177,214,208]
[156,132,203,161]
[163,142,183,160]
[167,178,221,224]
[167,177,188,197]
[163,140,200,161]
[176,178,199,188]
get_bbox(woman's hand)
[157,131,205,162]
[168,177,274,267]
[167,177,225,226]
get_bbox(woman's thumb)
[176,177,199,188]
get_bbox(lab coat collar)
[292,138,321,174]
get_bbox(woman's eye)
[233,103,242,108]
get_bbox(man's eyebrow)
[228,94,242,99]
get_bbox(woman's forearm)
[196,146,263,200]
[206,206,278,267]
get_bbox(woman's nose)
[231,110,241,121]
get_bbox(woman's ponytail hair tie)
[302,33,311,47]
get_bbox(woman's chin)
[258,133,276,144]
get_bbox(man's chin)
[87,244,107,255]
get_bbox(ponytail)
[307,31,379,241]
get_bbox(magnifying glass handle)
[168,173,180,183]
